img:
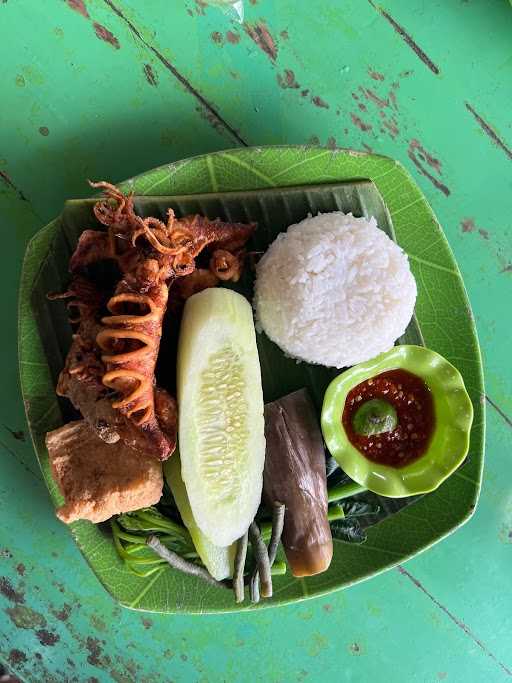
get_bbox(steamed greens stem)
[146,535,227,590]
[249,522,272,600]
[328,505,345,522]
[328,481,367,503]
[118,507,191,540]
[270,561,286,576]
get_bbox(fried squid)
[55,181,256,461]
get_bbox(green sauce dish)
[321,345,474,498]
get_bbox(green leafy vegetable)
[330,500,382,544]
[112,507,286,588]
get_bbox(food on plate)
[40,176,474,604]
[321,345,473,497]
[177,288,265,547]
[263,389,332,577]
[46,420,163,524]
[164,452,236,581]
[254,212,417,368]
[55,181,255,462]
[247,502,285,602]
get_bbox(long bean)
[248,522,272,600]
[146,535,227,590]
[233,532,248,603]
[250,503,285,602]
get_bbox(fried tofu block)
[46,420,163,524]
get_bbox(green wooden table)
[1,1,511,681]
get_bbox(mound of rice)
[254,212,417,368]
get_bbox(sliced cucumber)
[164,452,235,581]
[177,288,265,547]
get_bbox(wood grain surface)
[1,0,511,681]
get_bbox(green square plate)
[18,146,484,613]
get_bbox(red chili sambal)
[342,369,435,468]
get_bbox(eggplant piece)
[263,389,333,577]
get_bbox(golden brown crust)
[210,249,244,282]
[55,181,256,461]
[46,420,163,524]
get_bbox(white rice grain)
[253,212,417,368]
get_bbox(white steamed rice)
[254,212,417,368]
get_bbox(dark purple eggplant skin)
[263,389,333,577]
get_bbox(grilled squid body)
[54,181,256,461]
[96,274,171,459]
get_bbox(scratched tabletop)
[1,1,511,681]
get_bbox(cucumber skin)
[177,288,265,547]
[163,453,235,581]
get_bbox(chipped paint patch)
[37,629,60,646]
[407,139,450,196]
[16,563,26,576]
[5,605,46,629]
[368,68,385,81]
[362,87,389,108]
[226,30,240,44]
[211,30,223,44]
[277,69,299,89]
[8,648,27,665]
[383,117,399,139]
[461,218,475,233]
[244,22,278,62]
[312,95,329,109]
[38,126,49,136]
[53,603,72,621]
[351,113,372,132]
[66,0,89,18]
[0,577,25,603]
[93,23,120,49]
[86,636,103,666]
